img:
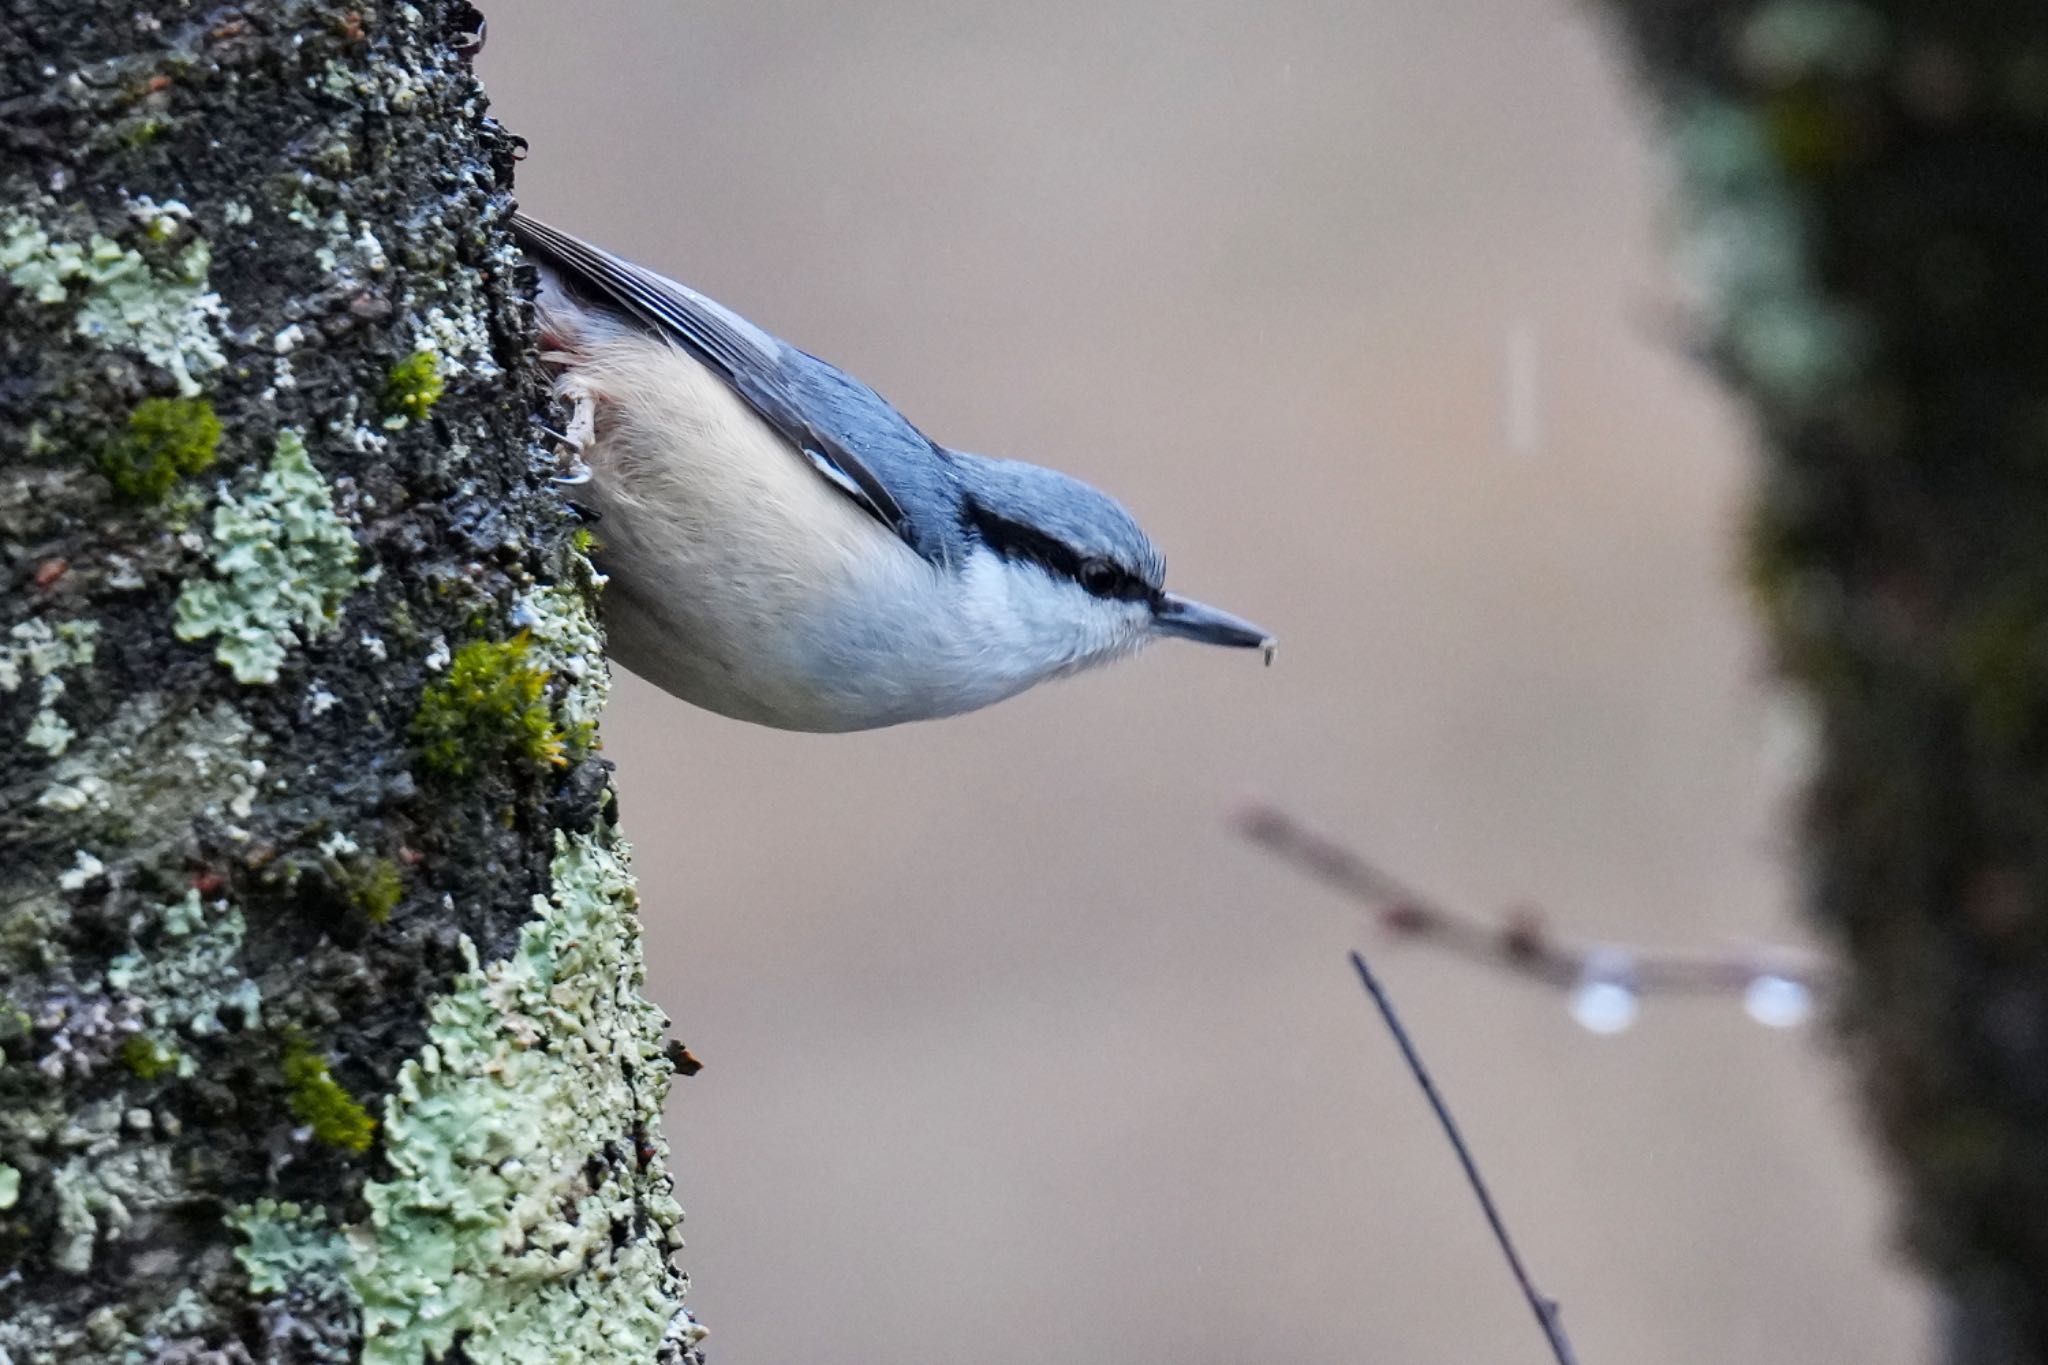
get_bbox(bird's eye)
[1078,559,1124,598]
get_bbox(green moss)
[1955,591,2048,748]
[282,1038,378,1152]
[346,856,405,924]
[1762,87,1860,178]
[99,396,221,501]
[120,118,167,149]
[412,634,566,777]
[382,350,444,422]
[120,1033,180,1080]
[173,428,362,684]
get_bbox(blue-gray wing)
[513,213,949,559]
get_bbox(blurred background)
[483,2,1929,1360]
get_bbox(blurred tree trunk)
[1596,2,2048,1359]
[0,3,701,1361]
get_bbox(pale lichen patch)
[49,1101,178,1273]
[106,891,263,1046]
[510,571,609,744]
[1,618,99,757]
[0,212,228,396]
[235,830,695,1365]
[233,1201,349,1296]
[1738,0,1887,83]
[26,697,265,851]
[173,429,362,684]
[1666,96,1866,407]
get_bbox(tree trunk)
[1595,2,2048,1359]
[0,3,701,1361]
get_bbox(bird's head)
[951,457,1273,685]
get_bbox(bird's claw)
[453,14,487,56]
[538,382,598,487]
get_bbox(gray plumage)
[513,213,1268,731]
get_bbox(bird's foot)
[542,379,598,485]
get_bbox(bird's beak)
[1152,593,1276,662]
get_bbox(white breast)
[555,329,1147,731]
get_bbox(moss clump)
[120,1034,180,1080]
[1955,592,2048,749]
[100,396,222,501]
[347,857,404,924]
[383,350,444,422]
[120,118,167,149]
[412,634,566,778]
[282,1039,377,1152]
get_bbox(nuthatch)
[514,214,1273,732]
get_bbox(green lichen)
[106,890,262,1043]
[282,1038,378,1152]
[382,350,444,423]
[1668,96,1865,407]
[30,698,263,851]
[232,1201,349,1296]
[99,396,222,502]
[48,1101,178,1273]
[412,634,566,777]
[0,1163,18,1210]
[173,429,362,684]
[1738,0,1887,84]
[0,617,99,758]
[233,830,695,1364]
[1,212,228,395]
[512,579,609,751]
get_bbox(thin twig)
[1237,801,1829,1002]
[1349,950,1580,1365]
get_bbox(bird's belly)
[568,337,1035,730]
[597,561,1031,732]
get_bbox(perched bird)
[513,213,1273,732]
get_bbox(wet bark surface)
[0,3,696,1360]
[1597,2,2048,1359]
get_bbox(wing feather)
[513,212,919,546]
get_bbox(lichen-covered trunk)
[0,4,700,1362]
[1594,2,2048,1359]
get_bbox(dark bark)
[1594,2,2048,1358]
[0,3,698,1361]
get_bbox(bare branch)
[1349,950,1579,1365]
[1235,801,1830,1025]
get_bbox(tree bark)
[1594,2,2048,1359]
[0,4,701,1362]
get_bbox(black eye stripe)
[961,499,1151,602]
